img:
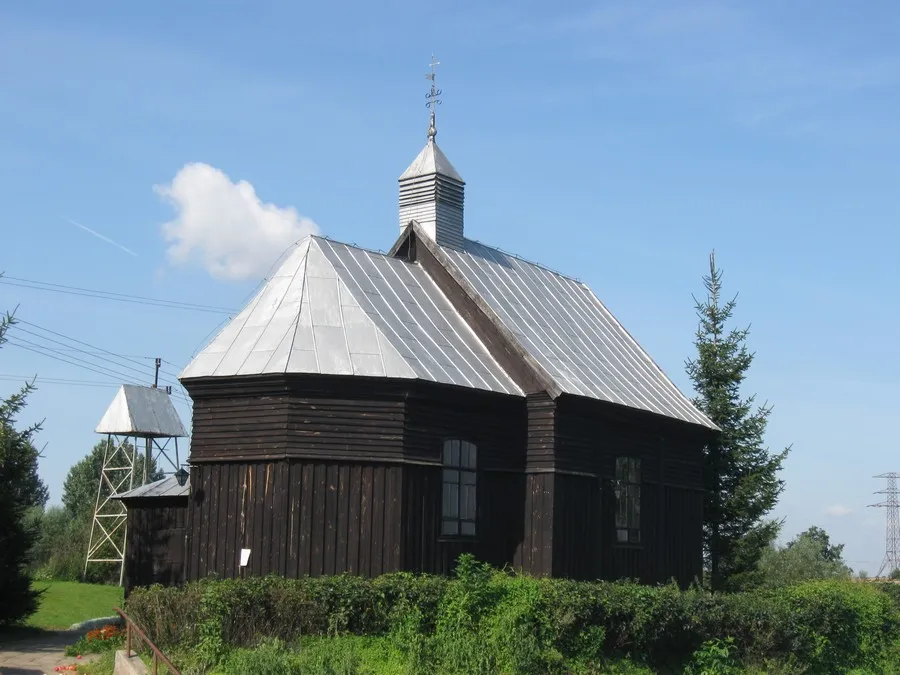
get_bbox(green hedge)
[126,557,900,674]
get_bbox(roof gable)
[180,236,520,396]
[399,226,716,430]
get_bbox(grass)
[27,580,124,630]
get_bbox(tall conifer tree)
[686,252,790,591]
[0,310,46,626]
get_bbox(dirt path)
[0,630,93,675]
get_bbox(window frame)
[440,439,477,538]
[613,456,641,546]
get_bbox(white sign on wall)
[239,548,251,567]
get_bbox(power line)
[0,276,236,314]
[7,339,144,384]
[10,320,188,396]
[870,473,900,578]
[12,323,153,375]
[6,339,192,406]
[0,375,123,389]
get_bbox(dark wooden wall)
[553,395,708,586]
[185,460,404,579]
[173,373,708,587]
[123,498,187,595]
[181,374,529,581]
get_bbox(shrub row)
[126,556,900,674]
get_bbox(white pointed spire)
[398,55,465,250]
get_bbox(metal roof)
[95,384,188,438]
[438,238,718,430]
[180,236,521,396]
[399,139,464,183]
[113,474,189,500]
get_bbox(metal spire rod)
[425,54,441,141]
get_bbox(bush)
[125,559,900,674]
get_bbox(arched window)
[442,439,476,536]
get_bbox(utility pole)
[144,357,162,484]
[869,472,900,578]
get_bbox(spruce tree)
[685,252,790,591]
[0,310,45,626]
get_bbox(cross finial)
[425,54,441,141]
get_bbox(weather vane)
[425,54,441,141]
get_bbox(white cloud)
[826,503,854,517]
[156,163,318,281]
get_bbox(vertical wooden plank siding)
[185,460,408,581]
[123,499,188,595]
[555,396,708,586]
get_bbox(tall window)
[614,457,641,544]
[442,440,476,536]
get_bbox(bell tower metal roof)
[94,384,188,438]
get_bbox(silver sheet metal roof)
[180,236,520,396]
[113,474,189,500]
[399,140,463,183]
[438,239,717,430]
[95,384,188,438]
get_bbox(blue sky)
[2,0,898,574]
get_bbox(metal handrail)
[113,607,181,675]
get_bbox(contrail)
[61,216,138,257]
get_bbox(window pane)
[615,504,628,529]
[630,528,641,544]
[616,528,629,543]
[462,484,476,520]
[442,484,452,518]
[629,485,641,527]
[632,458,641,483]
[443,441,453,465]
[462,470,476,485]
[461,442,477,469]
[443,469,459,484]
[616,457,626,480]
[449,482,459,518]
[451,440,460,467]
[461,521,475,536]
[442,519,458,535]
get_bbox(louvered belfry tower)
[84,385,187,585]
[398,54,465,250]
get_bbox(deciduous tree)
[757,526,851,587]
[62,438,160,520]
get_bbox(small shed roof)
[95,384,188,438]
[113,474,189,500]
